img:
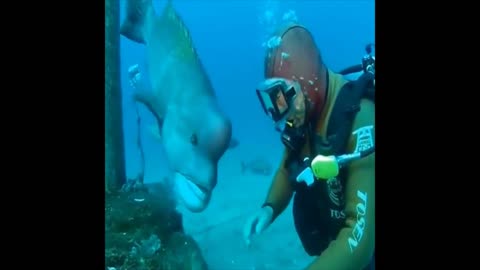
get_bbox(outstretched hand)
[243,205,274,247]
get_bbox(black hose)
[359,146,375,158]
[338,64,363,75]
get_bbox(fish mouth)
[174,172,210,211]
[183,174,209,196]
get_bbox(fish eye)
[190,133,198,146]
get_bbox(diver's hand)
[128,64,142,90]
[243,205,274,246]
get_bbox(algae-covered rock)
[105,179,208,270]
[160,232,209,270]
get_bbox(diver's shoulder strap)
[326,72,375,155]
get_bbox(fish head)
[161,104,232,212]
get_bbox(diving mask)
[256,78,307,152]
[256,78,300,131]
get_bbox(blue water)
[118,1,374,268]
[120,0,374,183]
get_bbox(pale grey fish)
[241,158,273,176]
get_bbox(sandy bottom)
[176,143,313,270]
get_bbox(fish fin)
[228,137,239,149]
[148,124,162,141]
[133,90,163,124]
[120,0,153,44]
[241,162,247,174]
[159,0,198,60]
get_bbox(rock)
[105,181,208,270]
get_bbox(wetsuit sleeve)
[263,148,294,221]
[305,99,375,270]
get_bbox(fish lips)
[174,172,212,212]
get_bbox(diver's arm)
[305,99,375,270]
[263,149,294,221]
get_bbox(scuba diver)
[243,22,375,270]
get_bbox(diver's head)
[263,22,329,119]
[256,78,308,152]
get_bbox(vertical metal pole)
[105,0,126,192]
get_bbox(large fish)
[147,123,239,150]
[120,0,232,212]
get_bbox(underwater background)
[116,0,374,269]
